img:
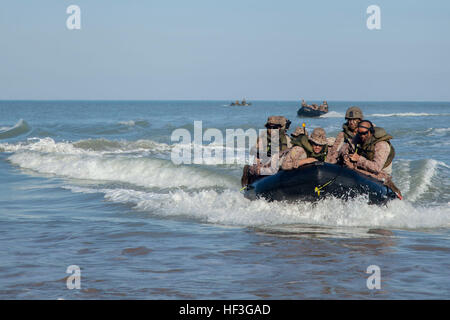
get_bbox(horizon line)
[1,99,449,103]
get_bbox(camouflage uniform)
[340,122,402,198]
[251,130,292,160]
[281,125,309,171]
[281,146,308,170]
[241,116,292,186]
[281,128,328,170]
[327,131,352,164]
[327,106,363,164]
[341,141,392,178]
[291,126,308,138]
[341,122,395,181]
[326,137,336,147]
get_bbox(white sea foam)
[4,136,449,229]
[65,186,450,229]
[394,160,411,195]
[423,127,450,137]
[1,137,87,154]
[369,112,445,117]
[0,137,252,165]
[118,119,150,127]
[309,111,447,119]
[74,138,173,155]
[320,111,344,118]
[191,142,254,165]
[434,128,450,134]
[8,150,237,189]
[0,137,173,155]
[119,120,136,126]
[1,139,254,174]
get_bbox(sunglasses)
[265,125,282,129]
[358,130,369,136]
[310,141,323,147]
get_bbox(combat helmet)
[265,116,291,130]
[309,128,327,146]
[345,106,364,120]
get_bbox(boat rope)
[314,165,343,196]
[314,179,335,196]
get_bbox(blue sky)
[0,0,449,100]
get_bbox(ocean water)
[0,100,449,299]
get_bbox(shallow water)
[0,100,449,299]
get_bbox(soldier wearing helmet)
[241,116,292,186]
[281,128,329,170]
[290,123,308,142]
[256,116,292,158]
[341,120,402,199]
[327,106,364,164]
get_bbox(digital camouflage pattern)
[280,146,308,170]
[341,140,392,177]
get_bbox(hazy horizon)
[1,99,449,102]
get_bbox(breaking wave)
[0,137,253,166]
[0,137,172,155]
[320,111,344,118]
[64,186,450,229]
[307,111,448,119]
[2,138,238,189]
[423,127,450,137]
[394,159,450,203]
[2,136,449,230]
[118,120,150,127]
[369,112,448,117]
[0,119,31,140]
[7,151,237,189]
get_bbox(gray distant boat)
[297,100,329,117]
[230,99,252,106]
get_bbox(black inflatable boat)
[297,106,327,117]
[243,162,397,205]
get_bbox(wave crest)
[370,112,448,117]
[0,119,31,140]
[65,186,450,229]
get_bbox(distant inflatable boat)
[297,106,328,117]
[0,119,30,140]
[230,100,252,106]
[243,162,397,205]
